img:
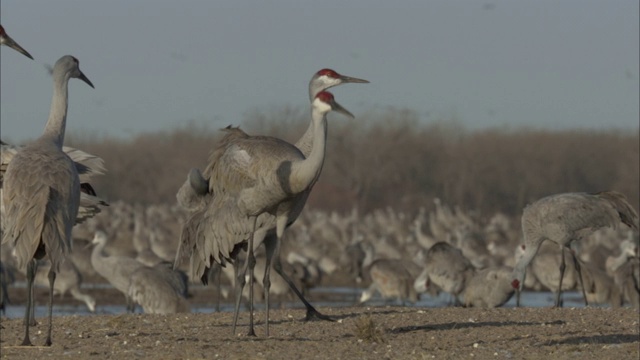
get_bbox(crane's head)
[54,55,95,89]
[309,68,369,100]
[91,230,108,246]
[313,91,354,119]
[0,24,34,60]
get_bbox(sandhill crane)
[580,261,623,307]
[463,266,514,308]
[529,241,582,306]
[128,262,190,314]
[606,234,640,308]
[0,24,33,59]
[511,191,639,307]
[176,70,366,323]
[1,55,93,346]
[90,230,145,312]
[33,259,96,313]
[358,258,418,305]
[175,91,353,337]
[414,242,475,306]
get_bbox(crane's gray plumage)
[1,140,108,226]
[175,69,367,326]
[463,266,514,308]
[0,24,33,60]
[511,191,639,307]
[414,242,475,306]
[128,262,190,314]
[34,259,96,312]
[359,258,418,305]
[91,230,144,312]
[1,55,93,347]
[175,91,353,337]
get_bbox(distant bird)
[529,241,582,306]
[128,262,190,314]
[359,259,418,305]
[0,24,33,59]
[606,234,640,308]
[580,261,623,308]
[1,55,93,346]
[90,230,144,312]
[414,242,475,306]
[463,266,514,308]
[175,91,354,337]
[33,259,96,313]
[511,191,639,307]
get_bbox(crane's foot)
[44,337,52,347]
[20,337,33,347]
[246,328,257,337]
[304,308,334,322]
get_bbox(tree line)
[65,106,639,219]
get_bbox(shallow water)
[2,286,591,319]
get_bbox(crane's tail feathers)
[62,146,107,180]
[1,141,105,184]
[595,191,639,230]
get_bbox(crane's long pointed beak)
[331,99,355,119]
[3,35,34,60]
[78,71,95,89]
[340,75,369,84]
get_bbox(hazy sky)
[1,1,638,143]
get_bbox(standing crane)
[1,55,93,346]
[175,91,354,337]
[90,230,145,312]
[176,69,368,323]
[511,191,639,307]
[0,24,33,59]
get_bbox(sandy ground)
[1,305,638,360]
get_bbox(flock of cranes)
[1,24,639,349]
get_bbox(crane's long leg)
[216,264,222,312]
[27,274,36,326]
[232,216,258,337]
[231,255,247,335]
[45,268,56,346]
[264,233,333,322]
[20,259,36,346]
[263,241,274,337]
[570,249,589,306]
[556,247,567,307]
[262,216,288,337]
[246,216,258,337]
[125,295,135,313]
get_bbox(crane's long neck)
[91,240,106,264]
[295,85,325,157]
[294,123,314,157]
[42,71,71,148]
[289,107,327,194]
